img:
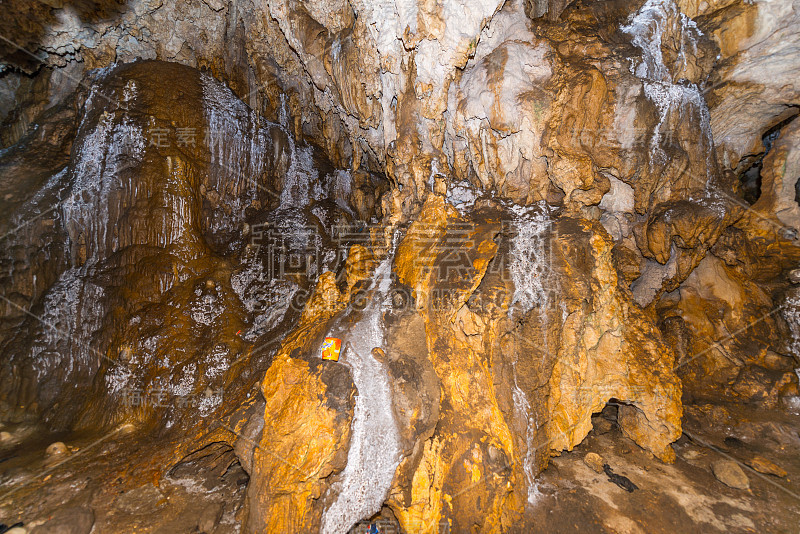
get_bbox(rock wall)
[3,0,799,192]
[0,60,384,430]
[385,196,681,530]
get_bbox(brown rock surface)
[583,452,605,473]
[0,59,374,531]
[2,0,786,212]
[710,459,750,490]
[739,117,800,240]
[747,456,787,478]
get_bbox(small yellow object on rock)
[321,338,342,361]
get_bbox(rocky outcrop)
[242,272,357,533]
[1,1,792,309]
[739,117,800,240]
[0,60,383,430]
[376,196,681,531]
[4,0,797,206]
[682,0,800,173]
[390,197,521,532]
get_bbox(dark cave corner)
[738,109,800,205]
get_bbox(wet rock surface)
[0,426,249,533]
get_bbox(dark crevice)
[168,441,250,494]
[739,164,762,205]
[738,110,799,205]
[794,176,800,207]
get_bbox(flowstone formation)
[1,0,799,532]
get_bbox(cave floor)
[0,424,246,533]
[529,403,800,534]
[0,402,798,533]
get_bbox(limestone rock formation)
[710,458,750,490]
[0,60,385,433]
[740,117,800,239]
[382,195,681,530]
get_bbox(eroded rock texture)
[1,0,799,531]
